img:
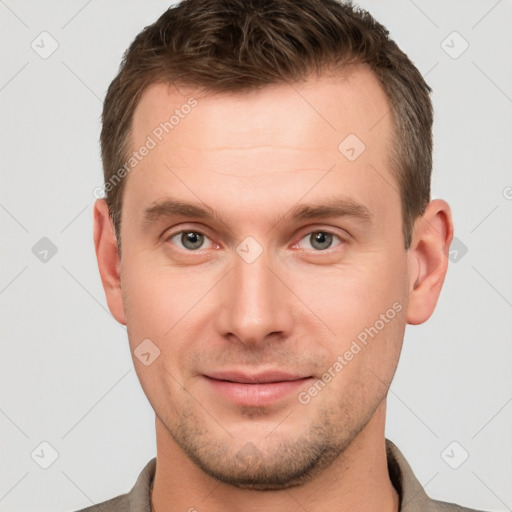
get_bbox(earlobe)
[93,199,127,325]
[406,199,454,325]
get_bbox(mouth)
[202,370,313,407]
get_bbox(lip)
[202,370,313,407]
[205,370,308,384]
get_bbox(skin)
[94,64,453,512]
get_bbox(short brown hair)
[101,0,433,253]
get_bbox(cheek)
[293,250,408,394]
[121,255,210,340]
[121,256,221,391]
[122,264,195,407]
[314,301,406,412]
[294,255,407,338]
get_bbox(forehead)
[131,65,392,156]
[124,65,397,230]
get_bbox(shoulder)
[73,493,130,512]
[425,498,490,512]
[385,439,491,512]
[68,458,156,512]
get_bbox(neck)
[151,401,398,512]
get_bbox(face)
[113,66,414,489]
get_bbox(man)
[84,0,486,511]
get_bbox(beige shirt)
[74,439,486,512]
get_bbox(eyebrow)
[142,196,373,227]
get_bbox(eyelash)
[165,230,218,252]
[164,228,346,253]
[294,231,344,252]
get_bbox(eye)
[296,231,343,251]
[166,230,214,251]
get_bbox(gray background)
[1,1,511,511]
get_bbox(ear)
[93,199,126,325]
[406,199,454,325]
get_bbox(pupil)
[311,232,332,250]
[182,232,203,249]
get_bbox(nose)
[214,247,294,347]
